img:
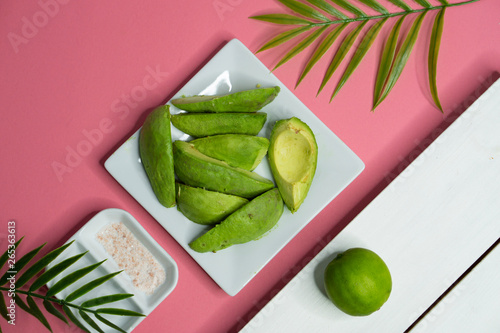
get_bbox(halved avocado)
[268,117,318,213]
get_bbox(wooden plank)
[409,240,500,333]
[240,79,500,333]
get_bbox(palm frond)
[251,0,480,111]
[0,237,144,332]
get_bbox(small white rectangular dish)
[104,38,364,296]
[46,208,178,332]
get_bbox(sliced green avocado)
[170,86,280,112]
[189,188,284,253]
[173,140,274,198]
[190,134,269,171]
[139,105,176,208]
[176,182,248,225]
[170,112,267,137]
[268,117,318,213]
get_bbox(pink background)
[1,0,499,332]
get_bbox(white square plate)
[104,39,364,296]
[46,208,178,332]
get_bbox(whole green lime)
[324,248,392,316]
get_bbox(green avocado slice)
[189,188,284,253]
[170,112,267,137]
[170,86,280,112]
[190,134,269,171]
[139,105,176,208]
[268,117,318,213]
[173,140,274,198]
[176,183,248,225]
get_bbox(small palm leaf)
[304,0,349,19]
[0,237,23,269]
[81,293,134,308]
[249,14,313,25]
[95,313,127,333]
[256,25,312,52]
[0,243,45,286]
[278,0,329,21]
[65,271,123,302]
[30,252,88,292]
[43,299,69,325]
[297,24,348,87]
[358,0,389,14]
[386,0,412,11]
[331,18,387,100]
[331,0,367,17]
[0,293,8,321]
[318,21,368,95]
[413,0,432,8]
[63,305,90,333]
[16,241,75,289]
[373,14,406,107]
[429,7,446,112]
[273,25,329,71]
[79,310,104,333]
[27,295,53,333]
[374,11,427,108]
[46,260,106,298]
[96,308,146,317]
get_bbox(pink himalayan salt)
[96,222,165,295]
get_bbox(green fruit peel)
[139,105,176,208]
[189,188,284,253]
[171,86,280,112]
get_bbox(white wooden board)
[240,79,500,333]
[409,242,500,333]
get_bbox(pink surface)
[1,0,499,332]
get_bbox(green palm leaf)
[65,271,123,302]
[46,260,106,298]
[318,21,368,95]
[278,0,329,21]
[63,305,90,333]
[16,241,75,289]
[27,295,52,332]
[249,14,312,25]
[257,25,312,52]
[0,243,45,286]
[304,0,349,19]
[30,252,87,292]
[358,0,389,14]
[429,7,446,112]
[274,25,329,71]
[373,14,406,107]
[96,308,146,317]
[386,0,412,11]
[331,18,387,100]
[43,299,69,325]
[374,11,427,109]
[79,310,104,333]
[297,24,348,87]
[0,237,142,333]
[0,237,23,269]
[95,313,127,333]
[413,0,432,8]
[81,293,134,308]
[331,0,367,17]
[0,293,8,321]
